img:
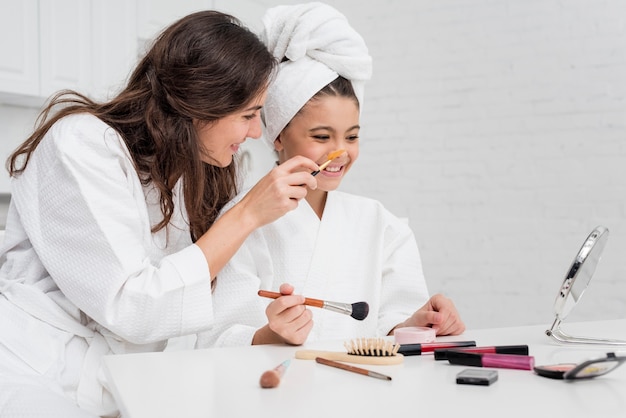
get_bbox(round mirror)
[553,226,609,320]
[546,226,626,345]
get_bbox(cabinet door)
[136,0,213,42]
[91,0,138,101]
[0,0,39,97]
[39,0,92,99]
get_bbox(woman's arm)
[195,155,319,280]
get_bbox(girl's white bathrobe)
[197,190,430,348]
[0,114,214,417]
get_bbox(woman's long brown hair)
[7,11,277,241]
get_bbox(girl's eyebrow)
[309,124,360,133]
[243,105,263,112]
[309,126,334,132]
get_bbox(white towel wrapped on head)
[260,2,372,146]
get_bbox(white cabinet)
[90,0,138,101]
[0,0,137,107]
[135,0,217,64]
[213,0,267,32]
[38,0,92,101]
[0,0,39,98]
[136,0,213,43]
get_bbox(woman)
[0,10,318,418]
[200,2,465,348]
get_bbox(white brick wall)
[230,0,626,330]
[2,0,625,331]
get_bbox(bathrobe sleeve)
[376,212,430,336]
[196,236,268,348]
[195,191,274,348]
[195,231,271,348]
[11,114,214,344]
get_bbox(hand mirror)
[546,226,626,345]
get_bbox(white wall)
[2,0,625,331]
[222,0,626,330]
[0,105,40,192]
[336,0,626,330]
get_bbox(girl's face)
[275,95,359,192]
[195,91,267,167]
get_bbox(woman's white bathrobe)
[198,190,430,348]
[0,114,214,417]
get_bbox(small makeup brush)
[258,290,369,321]
[311,149,345,176]
[259,359,290,388]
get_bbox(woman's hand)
[238,156,319,229]
[252,283,313,345]
[393,294,466,336]
[196,156,318,280]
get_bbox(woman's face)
[275,95,360,192]
[195,91,267,167]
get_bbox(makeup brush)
[258,290,369,320]
[259,359,290,388]
[315,357,392,381]
[311,149,345,176]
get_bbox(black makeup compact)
[534,352,626,380]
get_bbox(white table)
[104,319,626,418]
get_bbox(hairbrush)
[258,290,369,321]
[311,149,345,176]
[295,338,403,365]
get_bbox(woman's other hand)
[253,283,313,345]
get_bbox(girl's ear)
[273,134,284,152]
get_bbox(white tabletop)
[104,319,626,418]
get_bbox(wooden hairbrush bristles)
[344,338,401,357]
[295,338,404,365]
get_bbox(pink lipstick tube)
[446,351,535,370]
[434,345,529,360]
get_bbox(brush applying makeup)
[258,290,369,321]
[311,149,345,176]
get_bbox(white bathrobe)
[0,114,214,417]
[197,191,430,348]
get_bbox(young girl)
[200,3,465,348]
[0,10,319,418]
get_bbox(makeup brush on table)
[258,290,369,320]
[259,359,290,388]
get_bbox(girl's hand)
[393,294,466,336]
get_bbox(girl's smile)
[273,95,359,218]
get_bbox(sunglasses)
[534,352,626,380]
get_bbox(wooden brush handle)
[295,350,403,365]
[258,290,324,308]
[317,159,333,171]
